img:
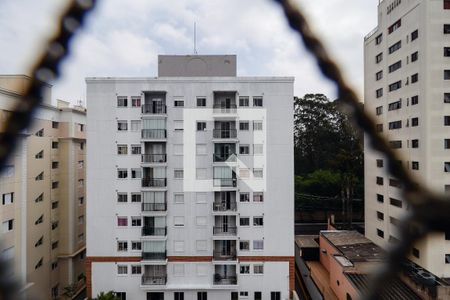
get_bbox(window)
[231,292,239,300]
[253,168,263,178]
[117,217,128,227]
[376,88,383,98]
[35,258,43,269]
[52,141,59,149]
[377,229,384,238]
[253,144,263,155]
[52,241,59,249]
[445,70,450,80]
[131,217,141,227]
[175,292,185,300]
[131,265,141,275]
[174,216,185,226]
[35,129,44,137]
[388,100,401,111]
[174,169,184,179]
[1,165,14,177]
[239,96,249,107]
[80,142,84,150]
[445,139,450,149]
[253,192,264,202]
[78,215,84,225]
[78,123,85,132]
[240,240,250,251]
[197,122,206,131]
[52,161,59,169]
[445,162,450,172]
[388,41,401,54]
[52,121,59,129]
[131,168,141,179]
[388,61,402,73]
[35,150,43,159]
[388,19,401,34]
[411,95,418,105]
[388,121,402,130]
[52,221,58,230]
[375,52,383,63]
[239,145,250,155]
[411,73,419,83]
[411,139,419,148]
[376,177,384,185]
[253,121,263,131]
[115,292,126,300]
[117,169,128,179]
[52,201,58,209]
[240,217,250,226]
[253,217,264,226]
[2,219,13,232]
[411,117,419,127]
[376,71,383,81]
[51,261,58,270]
[130,120,140,131]
[174,99,184,107]
[174,193,184,204]
[117,265,128,275]
[117,121,127,131]
[52,181,59,189]
[117,144,128,155]
[445,0,450,9]
[390,198,402,208]
[35,236,43,247]
[253,97,263,107]
[131,241,141,250]
[411,29,418,41]
[254,265,264,274]
[376,159,383,168]
[117,241,128,252]
[375,33,382,45]
[131,145,141,154]
[117,193,128,203]
[389,178,401,188]
[131,96,141,107]
[239,121,249,131]
[240,193,250,202]
[240,265,250,274]
[253,240,264,250]
[35,172,44,181]
[197,97,206,107]
[271,292,281,300]
[412,161,419,170]
[131,193,141,203]
[2,193,13,205]
[240,292,249,297]
[377,211,384,220]
[445,24,450,34]
[117,96,128,107]
[411,51,418,62]
[377,194,384,203]
[389,81,402,92]
[197,292,207,300]
[390,217,400,226]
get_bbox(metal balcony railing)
[141,154,167,163]
[142,103,166,114]
[213,104,237,114]
[141,275,167,285]
[213,251,237,261]
[213,201,237,212]
[213,178,237,187]
[213,274,237,285]
[213,153,237,162]
[142,178,167,188]
[213,226,237,235]
[142,202,167,212]
[141,251,166,260]
[141,129,167,139]
[213,129,237,139]
[142,226,167,236]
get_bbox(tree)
[90,291,120,300]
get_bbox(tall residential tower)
[86,55,294,300]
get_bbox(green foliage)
[90,291,120,300]
[295,170,341,197]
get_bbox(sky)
[0,0,379,105]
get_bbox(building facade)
[0,75,87,299]
[86,55,294,300]
[364,0,450,278]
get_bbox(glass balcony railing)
[213,129,237,139]
[142,104,166,114]
[141,154,167,163]
[213,104,237,114]
[141,275,167,285]
[213,178,237,187]
[213,251,237,261]
[212,201,237,212]
[142,178,167,188]
[141,129,167,139]
[213,153,237,163]
[142,226,167,236]
[213,274,237,285]
[141,251,166,260]
[141,202,167,212]
[213,226,237,235]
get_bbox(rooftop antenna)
[194,22,198,55]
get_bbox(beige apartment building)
[0,75,86,299]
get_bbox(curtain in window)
[143,192,165,204]
[142,119,166,129]
[214,167,232,179]
[143,241,166,253]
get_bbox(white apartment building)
[86,55,294,300]
[364,0,450,280]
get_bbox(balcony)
[213,251,237,261]
[142,154,167,163]
[213,104,237,114]
[142,251,166,260]
[213,178,237,187]
[213,274,237,285]
[141,275,167,285]
[213,201,237,212]
[142,178,167,188]
[213,226,237,236]
[142,226,167,237]
[142,202,167,212]
[213,153,237,163]
[142,129,167,139]
[142,103,166,114]
[213,129,237,139]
